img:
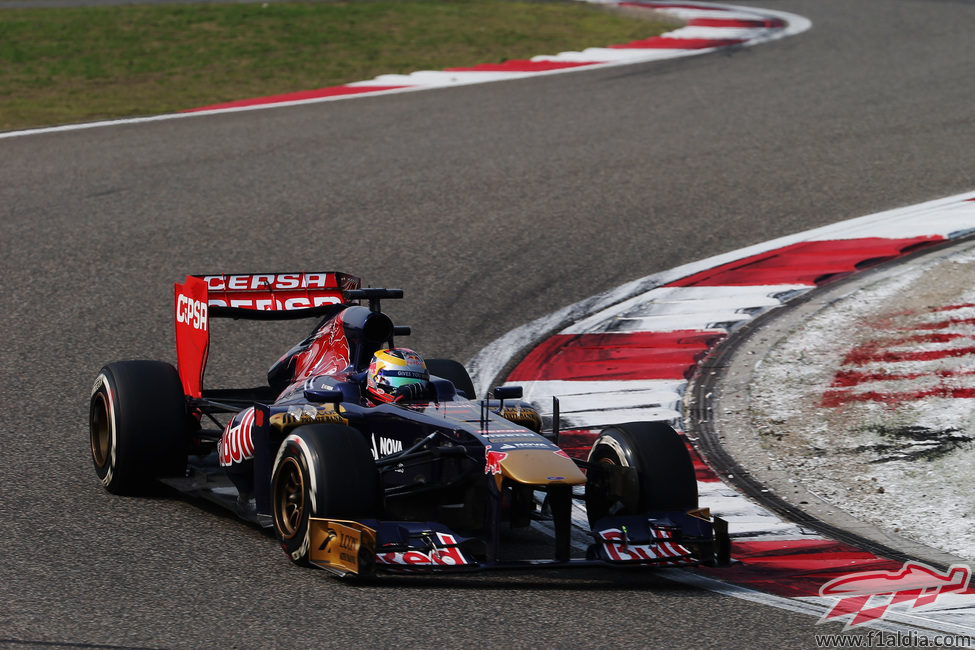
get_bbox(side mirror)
[303,388,344,404]
[481,385,524,424]
[492,386,523,400]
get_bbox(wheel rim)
[274,457,306,540]
[586,446,626,524]
[90,393,111,469]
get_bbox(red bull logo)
[598,528,692,564]
[375,533,472,567]
[818,560,971,628]
[484,448,508,475]
[218,408,256,466]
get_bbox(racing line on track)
[470,193,975,637]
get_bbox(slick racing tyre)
[271,424,380,567]
[426,358,476,399]
[89,360,188,495]
[584,421,698,527]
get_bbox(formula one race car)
[88,272,728,576]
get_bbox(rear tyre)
[89,360,188,495]
[271,424,380,566]
[426,358,476,399]
[585,421,697,527]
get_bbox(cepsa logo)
[203,274,343,311]
[209,295,340,310]
[203,273,336,291]
[176,294,208,331]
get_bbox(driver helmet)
[366,348,430,403]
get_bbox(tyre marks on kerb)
[469,192,975,634]
[822,298,975,408]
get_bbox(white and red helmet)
[366,348,430,403]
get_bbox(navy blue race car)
[88,272,727,576]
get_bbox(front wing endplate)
[309,519,377,576]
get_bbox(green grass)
[0,1,672,131]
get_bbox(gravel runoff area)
[711,237,975,564]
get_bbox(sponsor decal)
[173,276,209,398]
[375,532,471,567]
[291,319,350,380]
[400,350,423,365]
[485,448,508,475]
[598,528,690,564]
[201,273,344,311]
[497,442,552,450]
[203,273,337,291]
[308,519,376,576]
[207,295,341,310]
[175,293,208,331]
[818,560,971,629]
[218,408,256,466]
[370,434,404,460]
[319,525,359,568]
[270,404,345,430]
[501,406,542,431]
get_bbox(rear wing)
[174,272,361,397]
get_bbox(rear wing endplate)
[174,272,361,397]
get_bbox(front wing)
[307,513,724,578]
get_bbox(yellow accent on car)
[500,449,586,485]
[309,519,377,576]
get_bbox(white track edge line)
[0,1,810,140]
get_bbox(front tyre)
[585,421,698,527]
[271,424,380,566]
[89,360,188,495]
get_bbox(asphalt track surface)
[3,0,975,647]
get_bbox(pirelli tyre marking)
[90,373,117,488]
[273,434,318,562]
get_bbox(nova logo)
[371,435,403,459]
[176,294,208,331]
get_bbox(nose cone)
[500,449,586,486]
